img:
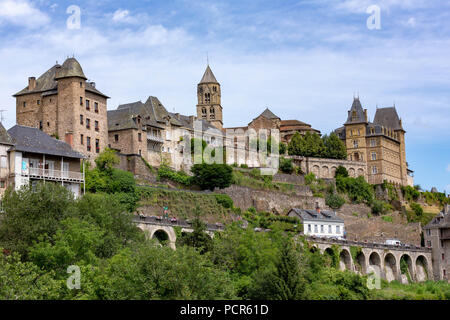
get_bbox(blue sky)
[0,0,449,192]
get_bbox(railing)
[23,168,84,181]
[147,133,164,143]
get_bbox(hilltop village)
[0,57,449,287]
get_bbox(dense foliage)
[279,157,294,174]
[191,163,233,191]
[288,132,346,160]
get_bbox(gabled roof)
[199,65,218,84]
[0,122,13,145]
[373,107,403,131]
[169,112,222,134]
[288,208,344,223]
[256,108,280,120]
[7,125,85,159]
[344,97,367,125]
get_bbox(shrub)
[214,194,234,209]
[335,166,348,178]
[410,203,423,217]
[157,165,192,186]
[305,173,316,185]
[371,200,392,215]
[191,163,233,191]
[336,176,374,205]
[382,216,393,223]
[95,148,120,172]
[240,164,249,169]
[279,157,294,174]
[325,193,346,209]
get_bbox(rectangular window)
[0,181,5,188]
[336,226,340,234]
[372,166,378,174]
[23,101,26,108]
[80,97,83,105]
[87,137,91,151]
[139,149,142,155]
[442,254,445,261]
[314,225,318,233]
[371,152,377,160]
[138,132,142,142]
[0,156,7,168]
[114,134,119,142]
[320,225,324,233]
[95,121,99,132]
[328,225,332,234]
[37,100,40,105]
[86,99,90,110]
[427,240,431,247]
[39,121,43,130]
[95,139,100,153]
[308,224,311,232]
[426,229,431,236]
[86,118,90,129]
[371,139,376,147]
[80,114,83,125]
[353,140,358,148]
[166,131,171,140]
[94,102,99,113]
[80,134,84,145]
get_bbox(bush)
[410,203,423,217]
[214,194,234,209]
[191,163,233,191]
[335,166,348,178]
[305,173,316,185]
[325,193,346,209]
[240,164,249,169]
[279,157,294,174]
[336,176,374,205]
[157,165,192,186]
[382,216,393,223]
[371,200,392,215]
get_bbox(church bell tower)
[196,65,223,129]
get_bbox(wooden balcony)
[22,168,84,183]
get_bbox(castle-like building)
[334,97,412,186]
[14,58,109,162]
[11,58,412,186]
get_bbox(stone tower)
[196,65,223,129]
[344,97,369,162]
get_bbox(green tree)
[191,163,233,191]
[335,165,349,178]
[288,132,325,157]
[177,212,213,254]
[94,148,120,172]
[279,157,294,174]
[323,133,347,159]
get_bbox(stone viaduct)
[306,236,433,283]
[134,218,433,283]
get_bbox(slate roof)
[7,125,85,159]
[199,65,218,84]
[288,208,344,223]
[373,107,403,131]
[169,112,222,134]
[344,97,367,124]
[255,108,280,120]
[0,122,13,145]
[13,57,108,98]
[424,205,450,229]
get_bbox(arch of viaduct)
[308,237,433,283]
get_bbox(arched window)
[201,107,207,118]
[205,93,210,103]
[210,107,215,119]
[210,107,215,114]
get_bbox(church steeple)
[196,65,223,129]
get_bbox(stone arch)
[415,255,429,282]
[355,251,366,274]
[312,165,320,176]
[384,253,397,282]
[367,251,382,277]
[322,166,330,178]
[331,166,337,177]
[400,254,414,283]
[153,229,170,245]
[324,247,337,268]
[357,168,364,177]
[348,167,355,177]
[339,249,352,271]
[309,245,319,254]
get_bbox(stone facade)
[335,98,410,186]
[196,65,223,130]
[14,58,109,164]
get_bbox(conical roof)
[345,97,366,124]
[199,65,218,84]
[55,57,87,80]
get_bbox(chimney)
[364,109,368,122]
[65,132,73,147]
[28,77,36,91]
[189,116,195,124]
[315,202,320,213]
[90,82,96,88]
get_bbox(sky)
[0,0,449,192]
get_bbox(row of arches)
[313,246,430,283]
[310,165,365,179]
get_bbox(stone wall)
[116,153,156,182]
[287,156,367,180]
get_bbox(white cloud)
[0,0,49,28]
[112,9,137,24]
[405,17,416,27]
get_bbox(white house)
[288,207,345,240]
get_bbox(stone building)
[196,65,223,130]
[0,123,14,198]
[423,204,450,282]
[335,97,411,186]
[13,57,109,163]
